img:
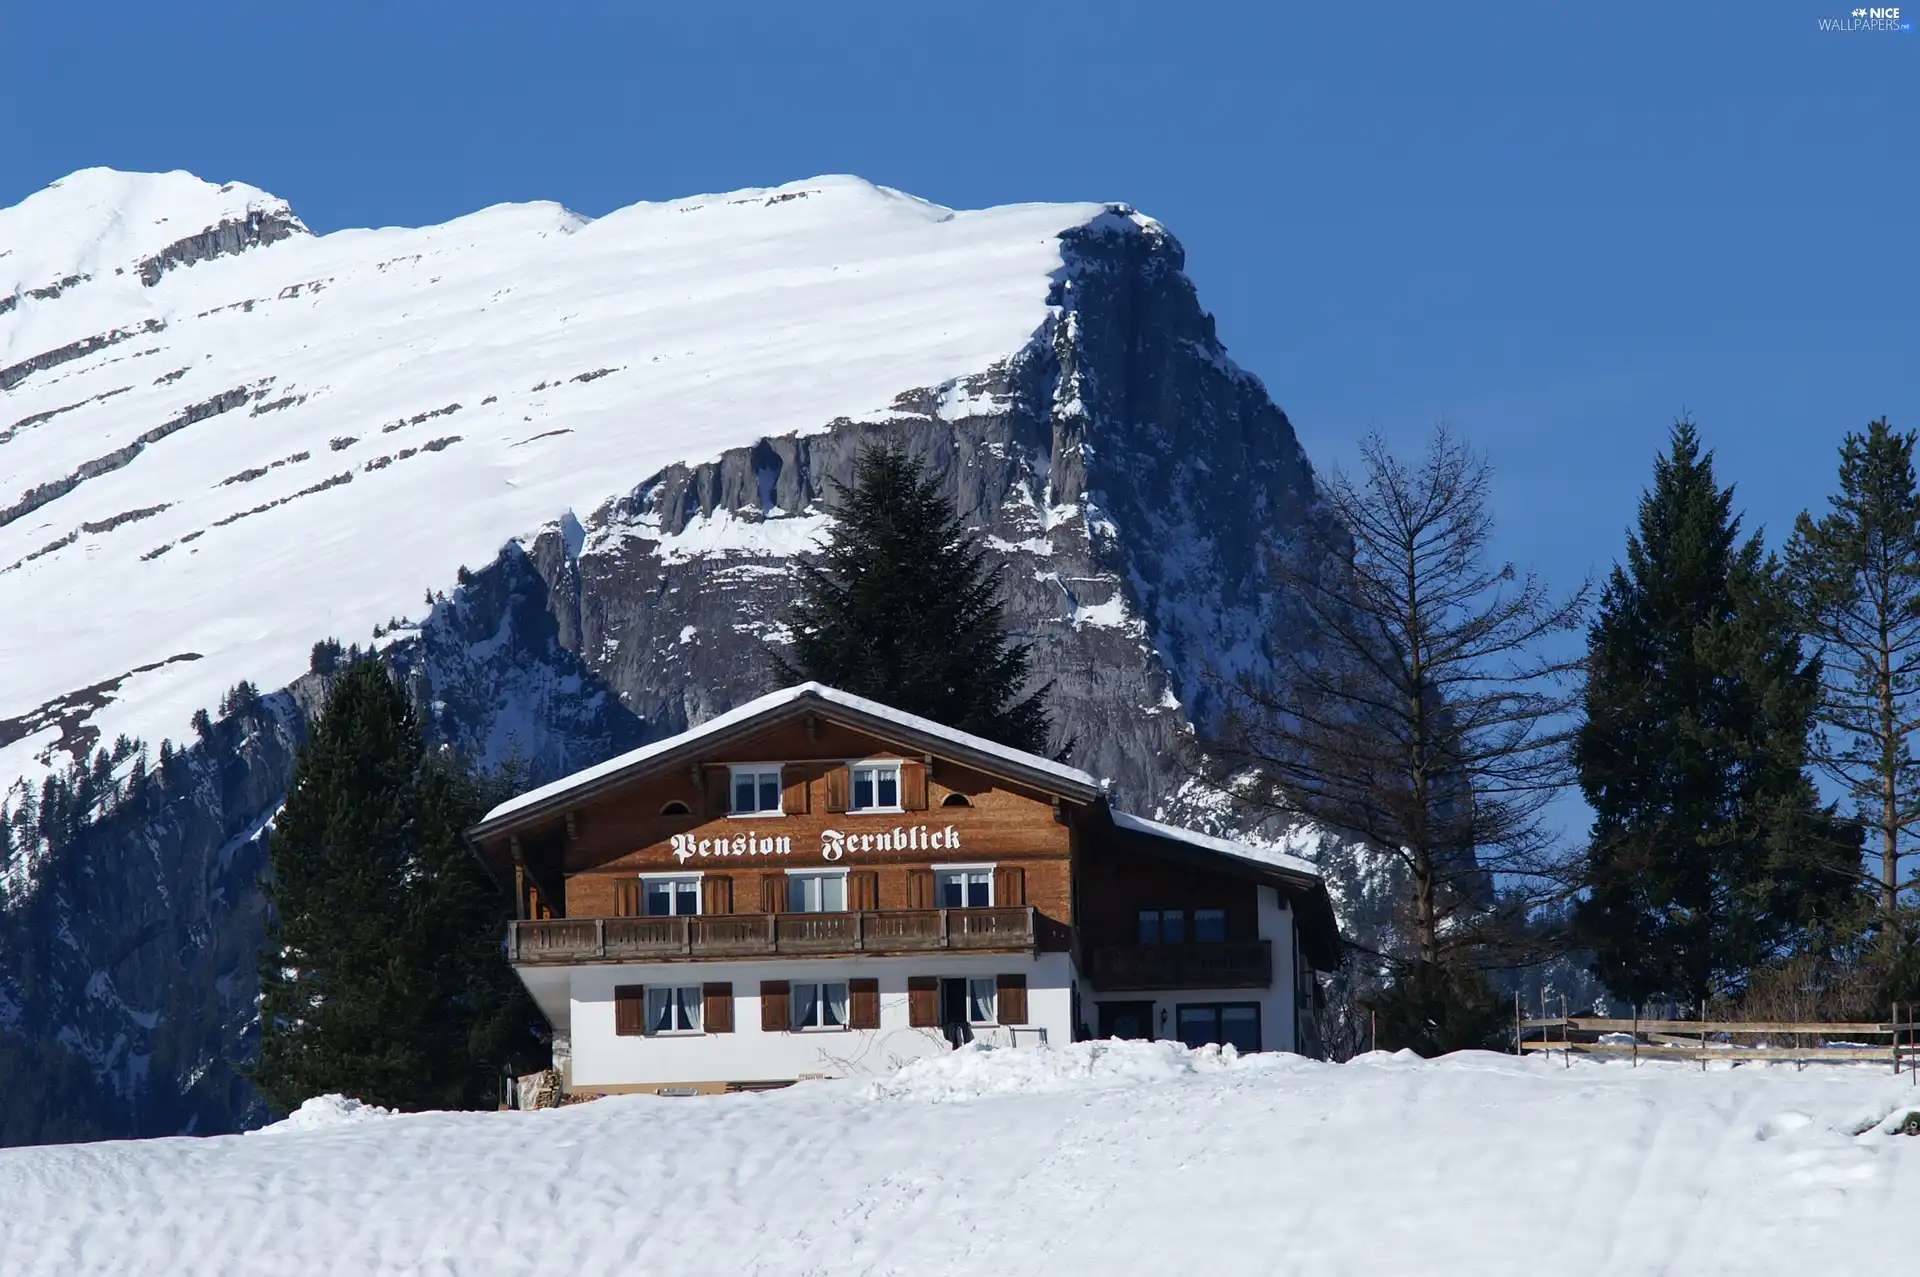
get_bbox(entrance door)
[1099,1000,1155,1041]
[939,978,974,1048]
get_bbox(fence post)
[1632,1004,1639,1069]
[1895,1001,1901,1077]
[1513,990,1521,1057]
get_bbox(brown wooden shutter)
[825,765,850,813]
[994,865,1026,907]
[613,879,641,917]
[760,980,790,1032]
[703,766,732,816]
[906,867,935,910]
[702,874,733,915]
[614,984,645,1036]
[760,873,784,914]
[907,976,940,1028]
[848,869,880,911]
[703,982,734,1033]
[996,974,1028,1025]
[849,978,880,1030]
[900,760,929,810]
[781,765,810,814]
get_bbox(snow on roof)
[1109,810,1322,882]
[478,682,1102,827]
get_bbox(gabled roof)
[469,682,1104,838]
[1100,809,1342,972]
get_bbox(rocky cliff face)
[0,177,1331,1143]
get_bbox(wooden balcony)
[510,906,1037,966]
[1086,940,1272,991]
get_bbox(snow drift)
[1,1043,1915,1276]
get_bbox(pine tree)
[252,662,542,1113]
[1784,419,1920,925]
[779,444,1052,753]
[1575,421,1862,1006]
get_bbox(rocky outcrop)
[0,208,1331,1143]
[137,209,309,288]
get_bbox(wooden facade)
[468,684,1340,1090]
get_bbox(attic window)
[660,800,692,817]
[940,792,972,808]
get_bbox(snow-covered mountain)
[0,169,1328,1142]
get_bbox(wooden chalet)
[468,683,1341,1096]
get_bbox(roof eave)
[466,689,1102,842]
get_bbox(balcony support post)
[595,917,606,960]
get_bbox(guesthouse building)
[467,683,1341,1096]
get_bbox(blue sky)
[5,0,1915,608]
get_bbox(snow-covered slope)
[2,1044,1916,1276]
[0,168,1125,792]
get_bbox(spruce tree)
[780,444,1052,753]
[1575,421,1861,1006]
[252,662,542,1113]
[1784,419,1920,925]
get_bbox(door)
[939,978,975,1048]
[1099,1000,1155,1041]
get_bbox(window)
[936,867,993,909]
[849,762,901,812]
[659,800,691,816]
[940,792,972,807]
[644,876,701,916]
[792,981,849,1030]
[1137,909,1186,945]
[730,765,784,815]
[1194,909,1227,943]
[1177,1003,1260,1053]
[937,977,1000,1027]
[788,871,847,913]
[966,977,998,1024]
[646,985,703,1034]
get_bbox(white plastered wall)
[566,951,1075,1089]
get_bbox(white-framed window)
[646,985,703,1034]
[966,976,998,1025]
[793,981,850,1030]
[849,760,901,812]
[730,765,785,816]
[935,864,995,909]
[787,869,848,913]
[642,874,701,917]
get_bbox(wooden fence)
[1517,1002,1920,1076]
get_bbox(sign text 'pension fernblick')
[670,825,964,864]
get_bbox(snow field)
[1,1041,1916,1276]
[0,170,1119,796]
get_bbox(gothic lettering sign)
[668,824,962,865]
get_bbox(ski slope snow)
[0,1042,1915,1276]
[0,169,1125,796]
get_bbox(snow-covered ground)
[2,1042,1915,1276]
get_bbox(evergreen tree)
[1784,419,1920,925]
[779,444,1052,753]
[1575,421,1862,1006]
[252,662,542,1113]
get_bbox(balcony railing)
[1086,940,1273,991]
[510,906,1037,965]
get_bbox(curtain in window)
[647,987,673,1033]
[825,982,849,1028]
[793,982,819,1029]
[676,986,703,1033]
[967,977,997,1024]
